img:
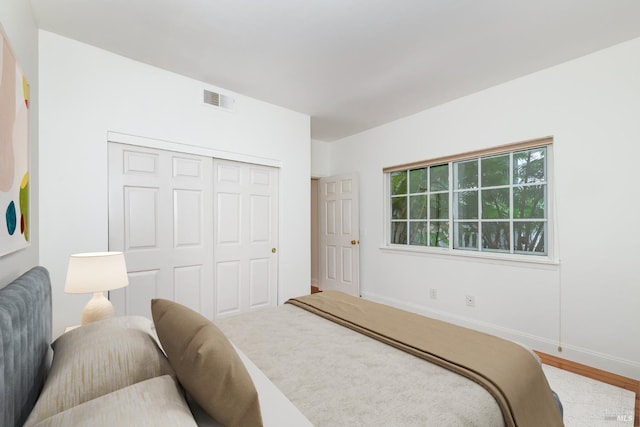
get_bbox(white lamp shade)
[64,252,129,294]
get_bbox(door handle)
[351,240,359,245]
[272,248,277,253]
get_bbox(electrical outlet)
[429,288,438,299]
[465,295,475,307]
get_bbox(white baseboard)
[361,291,639,380]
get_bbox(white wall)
[39,31,311,338]
[329,38,640,379]
[0,0,39,286]
[311,139,331,177]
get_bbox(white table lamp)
[64,252,129,325]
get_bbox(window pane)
[455,160,478,189]
[481,154,509,187]
[391,171,407,195]
[513,185,545,219]
[430,221,449,247]
[481,222,510,252]
[481,188,509,219]
[391,222,407,244]
[514,148,546,184]
[430,194,448,219]
[430,164,449,191]
[409,222,428,246]
[409,168,428,193]
[454,222,478,250]
[514,222,546,254]
[391,196,407,219]
[410,195,428,219]
[455,191,478,219]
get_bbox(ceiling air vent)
[203,89,235,111]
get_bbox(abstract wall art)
[0,25,30,257]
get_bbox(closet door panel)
[213,159,278,317]
[109,143,214,318]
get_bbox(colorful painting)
[0,25,30,257]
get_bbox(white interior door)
[318,173,360,296]
[213,159,278,317]
[108,143,214,319]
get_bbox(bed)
[1,266,563,426]
[215,292,564,427]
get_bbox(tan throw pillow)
[24,316,175,426]
[151,299,263,427]
[33,376,196,427]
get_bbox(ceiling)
[28,0,640,142]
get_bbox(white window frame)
[383,137,557,265]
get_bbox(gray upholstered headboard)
[0,266,51,427]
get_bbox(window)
[386,138,551,259]
[391,164,449,247]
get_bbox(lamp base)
[81,292,115,325]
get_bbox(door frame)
[107,132,283,169]
[310,178,320,289]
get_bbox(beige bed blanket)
[287,291,563,427]
[217,304,501,425]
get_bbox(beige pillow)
[24,316,174,426]
[33,375,196,427]
[151,299,263,427]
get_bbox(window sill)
[380,245,560,268]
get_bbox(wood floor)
[536,351,639,427]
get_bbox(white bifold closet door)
[213,159,278,318]
[108,143,278,320]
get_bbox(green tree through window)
[388,144,549,257]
